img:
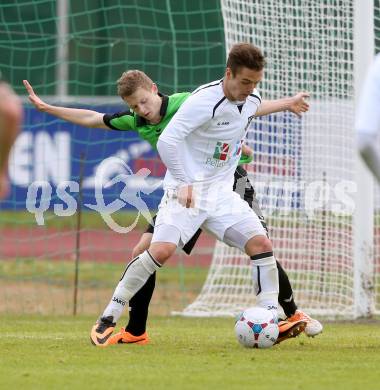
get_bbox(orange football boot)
[275,319,307,344]
[90,316,116,347]
[287,310,323,337]
[108,327,149,345]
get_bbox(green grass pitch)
[1,316,380,390]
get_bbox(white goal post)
[180,0,379,319]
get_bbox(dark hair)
[117,70,153,97]
[226,43,266,75]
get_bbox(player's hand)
[288,92,310,117]
[241,144,253,158]
[23,80,48,112]
[177,184,195,208]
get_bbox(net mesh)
[373,0,380,316]
[1,0,379,318]
[182,0,378,318]
[0,0,225,315]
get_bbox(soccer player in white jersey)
[90,43,310,346]
[0,76,22,199]
[357,54,380,180]
[23,71,321,346]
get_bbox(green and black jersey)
[103,91,252,164]
[103,92,190,150]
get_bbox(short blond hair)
[117,70,154,97]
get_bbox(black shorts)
[145,166,267,255]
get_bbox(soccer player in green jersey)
[0,76,22,199]
[24,70,322,346]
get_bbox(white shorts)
[151,189,267,251]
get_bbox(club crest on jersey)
[213,142,230,161]
[207,140,242,167]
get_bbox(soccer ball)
[234,307,279,348]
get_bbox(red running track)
[0,227,215,267]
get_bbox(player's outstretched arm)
[255,92,310,117]
[23,80,108,129]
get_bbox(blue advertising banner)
[2,105,165,212]
[2,105,302,217]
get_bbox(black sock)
[277,260,297,317]
[125,271,156,336]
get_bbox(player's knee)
[245,235,273,256]
[148,242,176,264]
[132,245,143,258]
[8,107,23,126]
[0,104,22,126]
[132,233,152,258]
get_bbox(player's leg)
[234,166,298,314]
[205,195,306,343]
[124,217,203,341]
[91,193,205,346]
[104,238,176,347]
[252,215,322,335]
[122,232,156,340]
[234,166,322,336]
[226,225,279,314]
[90,245,167,347]
[205,195,279,314]
[205,190,276,313]
[222,219,307,343]
[276,260,297,316]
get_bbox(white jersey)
[356,54,380,136]
[158,79,261,197]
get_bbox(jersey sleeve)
[356,54,380,136]
[103,111,135,131]
[238,154,253,165]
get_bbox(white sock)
[251,251,279,318]
[102,250,161,322]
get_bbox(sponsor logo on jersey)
[205,157,229,168]
[213,142,230,161]
[207,140,242,167]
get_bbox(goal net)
[1,0,379,319]
[0,0,225,315]
[373,0,380,318]
[181,0,380,318]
